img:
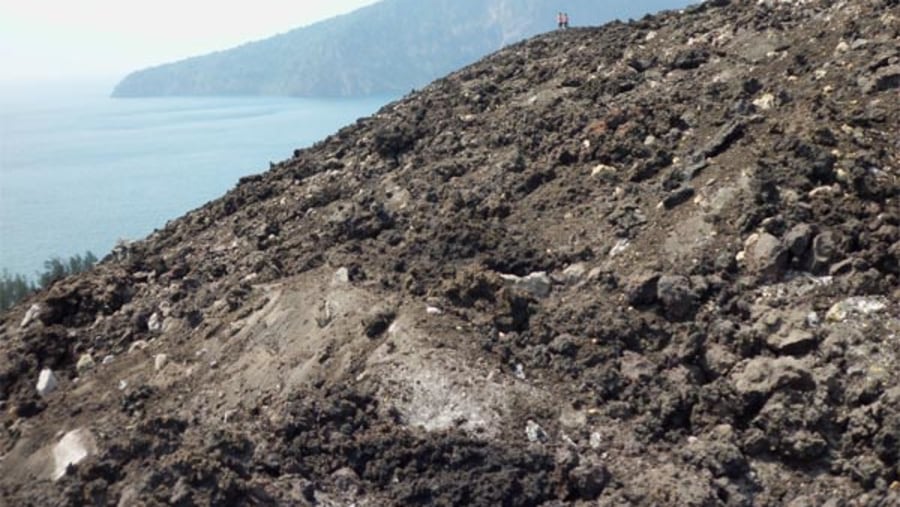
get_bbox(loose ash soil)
[2,0,900,505]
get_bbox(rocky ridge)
[2,0,900,505]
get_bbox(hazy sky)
[0,0,380,81]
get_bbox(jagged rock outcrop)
[3,0,900,504]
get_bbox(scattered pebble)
[525,420,548,443]
[753,93,776,110]
[591,164,617,177]
[609,239,630,257]
[806,312,820,327]
[36,369,58,397]
[333,267,350,284]
[147,312,163,333]
[20,304,43,328]
[76,354,96,374]
[128,340,149,354]
[154,354,168,372]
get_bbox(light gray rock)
[333,267,351,284]
[20,304,43,328]
[732,357,814,397]
[825,297,887,322]
[128,340,149,354]
[147,312,163,333]
[36,369,58,397]
[806,312,820,327]
[76,354,96,375]
[556,263,588,285]
[525,420,548,443]
[500,272,551,298]
[810,231,838,273]
[589,432,603,449]
[154,354,168,372]
[744,232,788,281]
[52,428,97,480]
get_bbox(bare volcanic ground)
[2,0,900,505]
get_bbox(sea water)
[0,80,394,279]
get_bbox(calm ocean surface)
[0,80,394,278]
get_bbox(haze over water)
[0,80,393,278]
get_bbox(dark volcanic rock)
[2,1,900,505]
[657,275,698,321]
[626,271,661,306]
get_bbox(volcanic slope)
[3,0,900,505]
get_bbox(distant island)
[112,0,688,98]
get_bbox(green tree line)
[0,251,98,311]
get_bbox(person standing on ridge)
[558,12,565,29]
[563,12,570,29]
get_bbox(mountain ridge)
[112,0,688,98]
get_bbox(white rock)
[154,354,168,372]
[499,272,551,298]
[147,312,163,333]
[591,164,617,177]
[21,304,43,328]
[826,297,887,322]
[806,312,820,327]
[525,420,548,443]
[333,267,351,284]
[102,355,115,365]
[589,432,603,450]
[76,354,95,374]
[426,306,443,315]
[609,239,630,257]
[128,340,149,354]
[753,93,775,110]
[808,185,837,198]
[36,369,58,397]
[559,263,588,285]
[52,428,96,480]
